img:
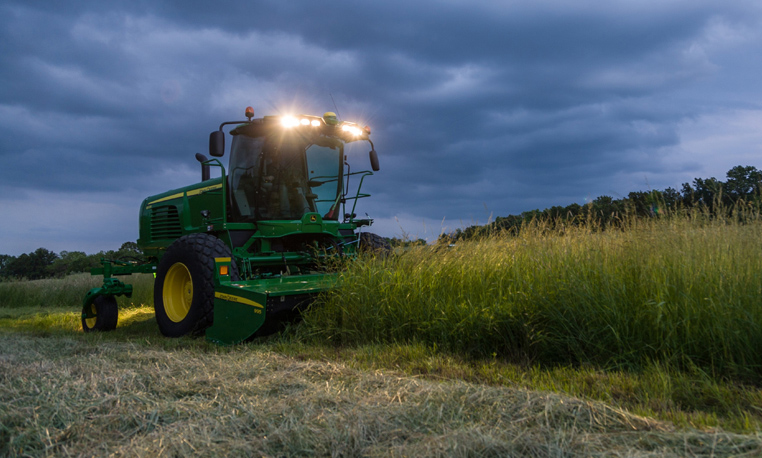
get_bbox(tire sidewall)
[82,295,118,332]
[153,234,234,337]
[154,236,213,337]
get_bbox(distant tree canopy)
[440,165,762,243]
[3,165,761,277]
[0,242,145,281]
[2,248,59,280]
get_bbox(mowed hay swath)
[305,213,762,382]
[2,335,761,457]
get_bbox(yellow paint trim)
[148,192,184,206]
[215,257,231,263]
[215,292,264,309]
[188,183,223,197]
[147,183,223,206]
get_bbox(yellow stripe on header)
[215,292,264,309]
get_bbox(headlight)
[342,125,363,136]
[281,116,299,128]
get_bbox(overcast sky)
[2,0,762,256]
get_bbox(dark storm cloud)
[2,0,762,253]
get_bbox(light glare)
[281,116,298,128]
[342,125,362,136]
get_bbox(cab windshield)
[228,133,343,221]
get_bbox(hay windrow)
[1,335,760,457]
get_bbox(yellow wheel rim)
[163,262,193,323]
[85,303,97,329]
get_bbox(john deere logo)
[310,215,317,222]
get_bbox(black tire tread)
[154,234,238,337]
[82,295,118,332]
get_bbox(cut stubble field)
[2,334,761,457]
[2,210,762,456]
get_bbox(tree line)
[0,242,145,281]
[3,165,759,278]
[440,165,762,243]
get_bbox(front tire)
[153,234,237,337]
[82,295,118,332]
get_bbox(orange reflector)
[219,266,229,276]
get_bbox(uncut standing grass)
[0,273,155,310]
[304,213,762,383]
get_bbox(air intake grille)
[150,205,182,239]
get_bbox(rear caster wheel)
[82,295,118,332]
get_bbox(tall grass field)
[0,273,154,311]
[306,212,762,383]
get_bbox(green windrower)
[82,107,387,344]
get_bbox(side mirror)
[195,153,210,181]
[209,131,225,157]
[369,149,380,172]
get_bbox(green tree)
[48,251,99,277]
[681,177,717,209]
[661,187,681,210]
[0,254,16,278]
[724,165,762,203]
[627,191,653,216]
[5,248,58,280]
[115,241,145,261]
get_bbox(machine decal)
[215,291,264,309]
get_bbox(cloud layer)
[2,0,762,254]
